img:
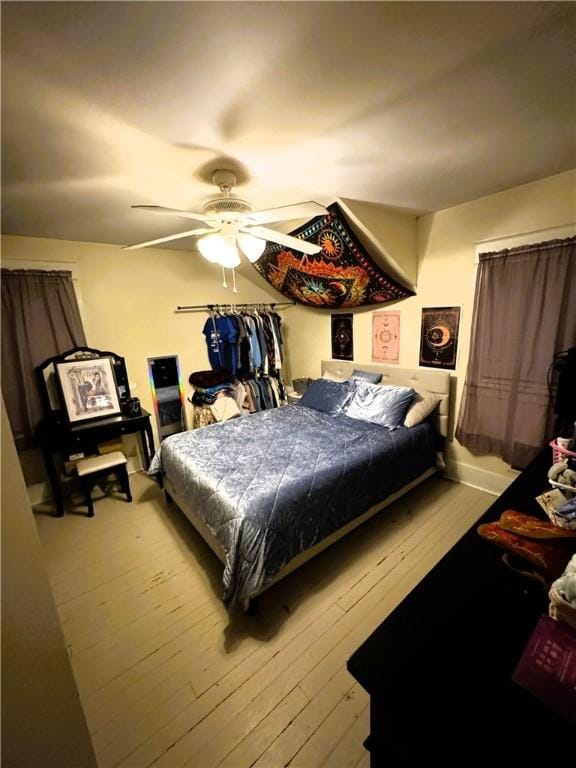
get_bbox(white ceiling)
[2,1,575,249]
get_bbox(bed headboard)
[320,360,451,438]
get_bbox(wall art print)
[55,357,121,423]
[419,307,461,370]
[253,202,414,308]
[372,311,401,364]
[331,313,354,360]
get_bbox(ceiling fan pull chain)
[232,269,238,294]
[222,267,228,289]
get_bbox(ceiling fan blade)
[122,227,216,251]
[246,201,327,226]
[242,225,322,255]
[132,205,211,223]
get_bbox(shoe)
[498,509,576,540]
[477,522,574,581]
[500,553,548,586]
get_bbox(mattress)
[150,405,438,606]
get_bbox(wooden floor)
[36,473,492,768]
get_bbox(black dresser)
[347,449,574,766]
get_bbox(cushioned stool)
[76,451,132,517]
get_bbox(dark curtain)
[456,237,576,469]
[1,269,87,450]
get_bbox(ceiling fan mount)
[123,169,328,261]
[202,170,251,217]
[211,168,238,191]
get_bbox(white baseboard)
[27,456,143,505]
[444,459,519,496]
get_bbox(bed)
[150,361,450,609]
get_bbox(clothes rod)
[175,301,296,313]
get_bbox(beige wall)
[3,170,574,493]
[287,170,576,492]
[340,197,418,288]
[1,398,97,768]
[1,235,281,485]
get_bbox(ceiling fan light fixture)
[219,242,241,269]
[198,233,226,263]
[238,233,266,263]
[198,232,241,268]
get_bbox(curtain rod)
[175,301,296,313]
[474,222,575,247]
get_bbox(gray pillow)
[404,390,442,428]
[298,378,355,415]
[345,380,415,428]
[351,368,382,384]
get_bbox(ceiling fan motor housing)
[202,197,252,217]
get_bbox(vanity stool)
[76,451,132,517]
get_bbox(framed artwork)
[55,357,121,423]
[331,313,354,360]
[419,307,461,370]
[37,346,130,416]
[372,311,400,364]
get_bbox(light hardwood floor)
[36,472,492,768]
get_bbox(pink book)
[512,614,576,722]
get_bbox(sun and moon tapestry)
[253,202,414,308]
[419,306,461,370]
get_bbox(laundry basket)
[549,439,576,465]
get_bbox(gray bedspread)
[150,405,438,606]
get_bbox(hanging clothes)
[201,306,288,410]
[202,314,225,369]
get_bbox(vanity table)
[36,345,155,517]
[38,409,154,517]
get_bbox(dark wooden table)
[38,409,154,516]
[347,449,574,766]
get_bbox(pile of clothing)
[189,369,234,406]
[188,369,243,424]
[188,369,287,424]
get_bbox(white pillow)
[322,370,348,383]
[404,390,442,428]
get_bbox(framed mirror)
[147,355,187,440]
[37,346,130,418]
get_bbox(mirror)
[147,355,187,440]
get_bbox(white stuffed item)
[548,461,569,482]
[549,554,576,629]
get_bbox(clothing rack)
[175,301,296,314]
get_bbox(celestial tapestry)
[331,313,354,360]
[372,311,400,364]
[253,202,414,308]
[419,306,461,370]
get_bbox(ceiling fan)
[123,169,327,269]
